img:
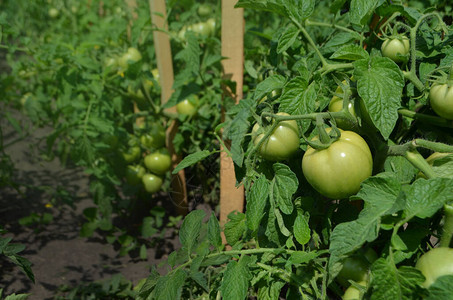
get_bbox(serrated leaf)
[264,204,280,246]
[235,0,287,16]
[353,56,404,139]
[294,212,310,245]
[329,175,401,280]
[172,150,213,174]
[277,25,299,54]
[208,212,222,250]
[190,272,209,292]
[220,256,253,300]
[253,75,286,102]
[271,163,298,215]
[179,210,206,254]
[403,178,453,219]
[426,275,453,300]
[384,156,418,183]
[200,254,230,267]
[4,293,31,300]
[289,251,320,265]
[153,269,187,300]
[246,175,269,232]
[174,32,200,75]
[284,0,315,21]
[257,280,286,300]
[371,259,424,300]
[350,0,379,26]
[330,44,369,61]
[224,212,246,246]
[7,255,35,283]
[279,78,317,134]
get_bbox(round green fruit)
[125,165,146,185]
[142,173,163,193]
[381,37,410,63]
[144,151,171,175]
[415,247,453,288]
[429,82,453,120]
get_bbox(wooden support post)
[220,0,245,237]
[149,0,188,215]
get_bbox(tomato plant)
[252,112,300,161]
[381,36,410,63]
[176,96,198,117]
[415,247,453,288]
[429,82,453,120]
[302,130,373,199]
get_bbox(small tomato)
[381,36,410,63]
[429,82,453,120]
[142,173,163,193]
[415,247,453,288]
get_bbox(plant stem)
[440,204,453,248]
[402,71,425,92]
[413,139,453,153]
[398,109,453,128]
[403,149,437,179]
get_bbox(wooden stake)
[220,0,245,237]
[149,0,188,215]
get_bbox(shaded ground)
[0,110,194,299]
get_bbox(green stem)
[403,149,437,179]
[413,139,453,153]
[403,71,425,92]
[440,204,453,248]
[0,44,29,53]
[398,109,453,128]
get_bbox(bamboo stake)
[149,0,188,215]
[220,0,245,238]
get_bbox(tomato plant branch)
[402,71,425,92]
[412,139,453,153]
[440,204,453,248]
[397,108,453,128]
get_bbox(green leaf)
[174,32,201,76]
[253,75,286,103]
[330,0,348,14]
[153,269,187,300]
[224,212,247,246]
[277,25,299,54]
[426,275,453,300]
[179,210,206,254]
[7,255,35,283]
[371,259,424,300]
[349,0,379,26]
[235,0,287,16]
[384,156,418,183]
[294,211,310,245]
[271,163,298,215]
[279,79,317,134]
[220,256,253,300]
[208,212,222,250]
[264,204,281,246]
[257,280,286,300]
[354,56,405,139]
[289,251,320,265]
[402,178,453,219]
[0,237,13,253]
[172,150,213,174]
[431,155,453,179]
[190,272,209,292]
[329,175,401,280]
[330,44,369,61]
[4,293,31,300]
[246,175,269,232]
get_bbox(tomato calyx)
[302,116,342,150]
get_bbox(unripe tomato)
[252,112,300,161]
[337,255,370,287]
[118,47,142,70]
[205,18,216,36]
[176,96,198,117]
[328,81,356,130]
[302,129,372,199]
[144,151,171,175]
[140,127,166,150]
[48,7,59,18]
[415,247,453,288]
[125,164,146,185]
[381,37,410,63]
[121,146,141,163]
[429,82,453,120]
[342,281,366,300]
[142,173,163,193]
[197,4,212,17]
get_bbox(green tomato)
[122,146,141,163]
[302,129,372,199]
[142,173,163,193]
[415,247,453,288]
[252,112,300,161]
[118,47,142,70]
[176,96,198,117]
[337,255,371,287]
[381,36,410,63]
[429,82,453,120]
[48,7,59,18]
[197,4,213,17]
[342,281,366,300]
[125,164,146,185]
[104,57,118,71]
[140,128,166,150]
[144,151,171,175]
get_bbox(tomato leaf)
[330,44,369,61]
[401,178,453,219]
[271,163,298,215]
[179,210,206,255]
[172,150,213,174]
[253,74,286,103]
[353,56,405,140]
[277,25,299,54]
[246,175,269,233]
[279,77,316,134]
[426,275,453,300]
[294,211,311,245]
[370,259,424,300]
[349,0,379,26]
[234,0,287,16]
[153,269,187,300]
[329,175,401,281]
[224,212,247,246]
[220,256,253,300]
[207,212,222,250]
